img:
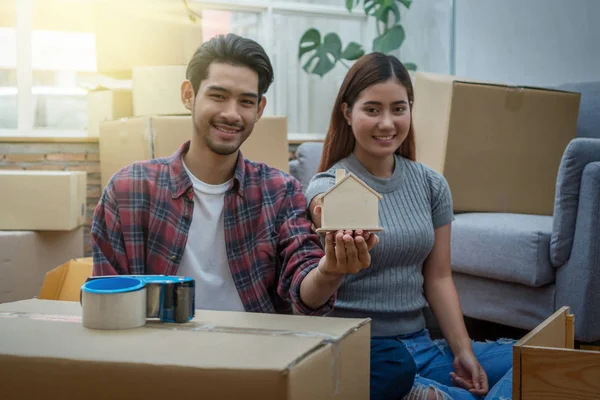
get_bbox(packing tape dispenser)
[80,275,195,330]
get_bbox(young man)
[91,33,378,315]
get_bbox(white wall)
[400,0,453,75]
[455,0,600,86]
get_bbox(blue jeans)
[371,337,417,399]
[400,329,514,399]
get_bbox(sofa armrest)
[556,161,600,342]
[289,159,300,179]
[287,142,324,193]
[551,137,600,266]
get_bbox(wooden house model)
[316,169,383,233]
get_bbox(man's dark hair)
[186,33,274,99]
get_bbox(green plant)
[298,0,416,77]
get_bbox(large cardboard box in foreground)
[0,171,87,230]
[0,228,84,304]
[0,299,370,399]
[99,115,289,188]
[413,72,580,215]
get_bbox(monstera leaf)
[364,0,401,25]
[373,24,405,53]
[346,0,360,12]
[404,62,417,71]
[341,42,365,61]
[295,0,415,77]
[298,29,343,77]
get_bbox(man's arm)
[90,184,130,276]
[276,182,334,315]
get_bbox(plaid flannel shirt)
[91,141,333,315]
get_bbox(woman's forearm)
[425,276,473,356]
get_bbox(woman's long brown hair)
[318,52,416,172]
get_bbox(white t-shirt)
[177,161,245,312]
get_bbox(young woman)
[306,53,514,400]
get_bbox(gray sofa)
[289,82,600,342]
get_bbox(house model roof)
[321,170,383,200]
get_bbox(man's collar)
[168,140,246,199]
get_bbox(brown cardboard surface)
[0,228,84,304]
[0,299,370,399]
[413,72,580,215]
[240,116,290,174]
[91,0,202,75]
[99,117,153,187]
[38,260,93,302]
[100,115,289,188]
[86,89,133,137]
[132,65,190,116]
[74,257,93,265]
[0,171,87,230]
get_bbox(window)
[0,27,17,129]
[271,13,364,135]
[1,0,453,138]
[31,30,96,131]
[1,0,100,136]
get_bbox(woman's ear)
[341,102,352,126]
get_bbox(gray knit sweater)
[305,152,454,337]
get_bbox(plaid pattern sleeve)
[276,179,334,315]
[90,182,130,276]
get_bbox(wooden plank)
[513,344,522,400]
[514,306,569,349]
[521,346,600,399]
[566,314,575,349]
[581,345,600,352]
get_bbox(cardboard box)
[91,0,202,75]
[0,171,87,230]
[86,89,133,137]
[413,72,580,215]
[0,228,84,304]
[74,257,93,265]
[99,115,289,188]
[513,306,600,399]
[132,65,190,116]
[0,299,370,399]
[38,259,93,302]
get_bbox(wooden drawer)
[513,306,600,399]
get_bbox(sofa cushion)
[289,142,324,192]
[451,213,555,287]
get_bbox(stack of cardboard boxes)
[0,171,88,303]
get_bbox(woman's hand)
[450,352,489,396]
[317,229,379,276]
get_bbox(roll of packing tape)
[81,277,147,330]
